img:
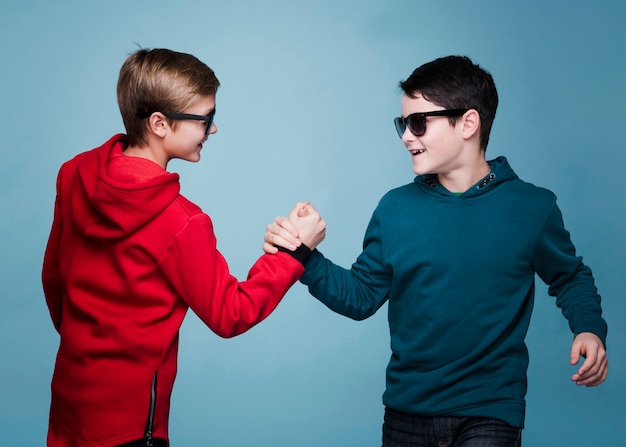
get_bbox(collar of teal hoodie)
[414,156,519,199]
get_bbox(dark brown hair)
[399,56,498,150]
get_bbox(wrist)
[276,243,311,265]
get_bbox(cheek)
[427,126,455,149]
[421,134,445,151]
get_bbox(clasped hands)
[264,202,326,254]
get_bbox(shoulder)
[374,181,435,216]
[173,195,204,217]
[56,147,102,191]
[60,147,97,172]
[161,196,212,235]
[146,195,208,238]
[507,177,557,205]
[144,196,213,257]
[59,136,122,176]
[496,158,556,204]
[379,182,419,203]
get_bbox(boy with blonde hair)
[42,48,325,447]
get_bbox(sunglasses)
[162,110,216,136]
[393,109,468,138]
[138,110,216,136]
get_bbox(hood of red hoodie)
[69,134,181,239]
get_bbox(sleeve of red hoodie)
[158,212,307,338]
[42,169,64,332]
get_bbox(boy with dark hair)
[264,55,607,446]
[42,48,325,447]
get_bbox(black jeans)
[118,439,168,447]
[382,407,522,447]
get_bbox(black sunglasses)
[138,110,216,136]
[393,109,468,138]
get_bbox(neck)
[437,158,491,193]
[124,143,167,169]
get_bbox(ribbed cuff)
[276,244,312,265]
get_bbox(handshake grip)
[263,201,326,255]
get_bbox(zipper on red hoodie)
[144,371,157,447]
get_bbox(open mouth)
[410,149,426,156]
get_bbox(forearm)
[161,216,305,338]
[556,263,607,345]
[301,250,389,321]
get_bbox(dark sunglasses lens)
[394,118,406,138]
[407,114,426,136]
[205,113,215,135]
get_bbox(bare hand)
[263,201,325,253]
[292,202,325,250]
[570,332,608,387]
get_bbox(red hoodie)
[42,134,305,447]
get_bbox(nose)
[208,123,217,135]
[401,125,414,144]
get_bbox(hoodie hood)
[69,134,180,239]
[413,156,518,199]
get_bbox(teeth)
[411,149,425,155]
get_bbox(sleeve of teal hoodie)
[531,198,607,346]
[300,209,391,320]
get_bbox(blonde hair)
[117,48,220,146]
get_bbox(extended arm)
[161,203,325,338]
[265,203,391,320]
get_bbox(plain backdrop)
[1,1,624,446]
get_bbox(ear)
[147,112,169,138]
[461,109,481,141]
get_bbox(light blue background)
[1,1,624,446]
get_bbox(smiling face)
[400,93,466,177]
[163,95,217,165]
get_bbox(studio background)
[1,1,624,446]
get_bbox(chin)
[412,162,436,177]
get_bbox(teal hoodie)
[300,156,606,428]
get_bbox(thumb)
[570,340,582,366]
[288,201,308,220]
[297,202,311,218]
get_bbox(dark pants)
[382,407,522,447]
[117,439,168,447]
